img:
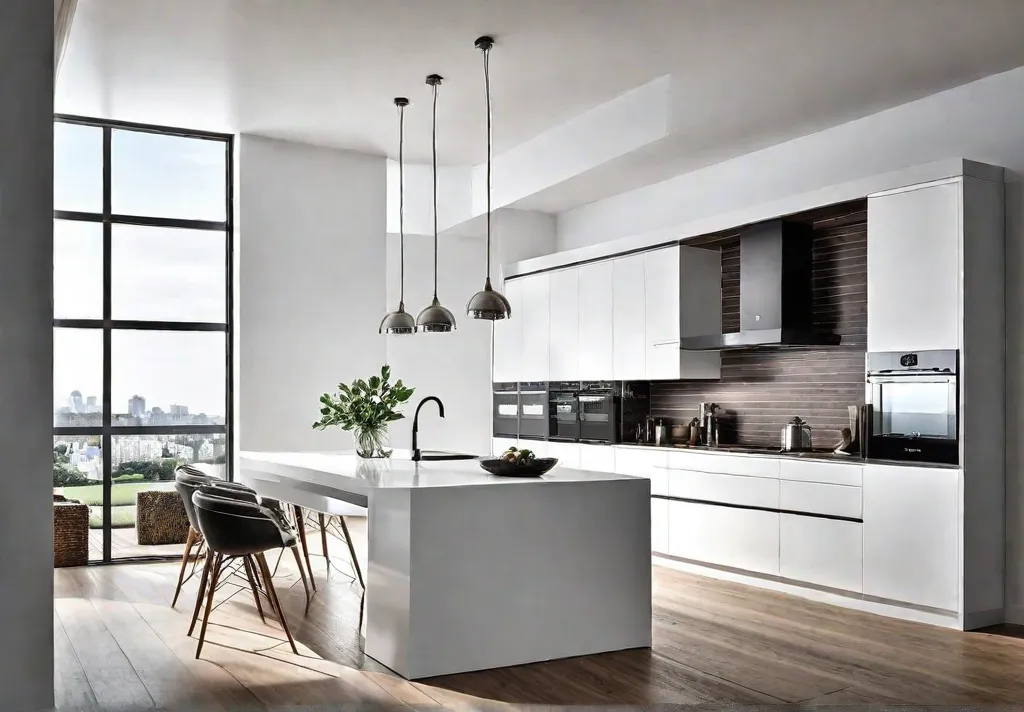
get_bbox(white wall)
[0,2,54,710]
[237,135,387,453]
[385,233,492,455]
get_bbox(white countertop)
[240,449,643,491]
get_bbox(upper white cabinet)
[644,246,722,381]
[492,278,523,383]
[519,273,550,381]
[548,268,580,381]
[867,181,960,352]
[577,261,614,380]
[612,254,647,380]
[862,464,959,611]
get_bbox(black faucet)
[411,396,445,462]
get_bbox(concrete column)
[0,1,55,710]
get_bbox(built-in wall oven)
[866,349,959,465]
[492,382,519,438]
[518,382,549,441]
[579,381,618,444]
[549,382,581,441]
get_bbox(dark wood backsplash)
[648,200,867,447]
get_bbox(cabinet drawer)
[668,500,780,576]
[652,498,669,554]
[546,441,581,469]
[579,444,615,473]
[614,447,669,495]
[667,469,779,509]
[668,451,780,479]
[780,515,863,592]
[780,481,862,519]
[779,459,863,486]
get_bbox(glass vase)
[353,424,391,459]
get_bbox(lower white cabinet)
[519,439,548,458]
[780,515,863,593]
[579,444,615,473]
[491,437,517,456]
[546,441,581,469]
[614,447,668,495]
[667,500,780,576]
[651,498,669,554]
[862,464,959,611]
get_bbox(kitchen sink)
[416,450,478,461]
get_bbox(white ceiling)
[59,0,1024,204]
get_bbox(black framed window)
[52,115,233,563]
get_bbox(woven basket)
[136,490,190,546]
[54,497,90,567]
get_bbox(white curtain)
[54,0,78,76]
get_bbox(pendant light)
[466,35,512,321]
[416,73,457,333]
[379,97,417,335]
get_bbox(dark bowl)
[478,457,558,477]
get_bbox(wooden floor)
[55,522,1024,709]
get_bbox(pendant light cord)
[431,79,439,301]
[483,44,492,285]
[398,102,406,307]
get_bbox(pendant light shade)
[379,97,417,335]
[466,35,511,321]
[416,74,457,333]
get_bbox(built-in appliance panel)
[667,469,779,509]
[779,459,863,487]
[667,451,781,479]
[492,382,519,439]
[518,381,549,441]
[780,480,862,520]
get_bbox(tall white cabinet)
[578,261,614,379]
[612,254,647,380]
[492,278,523,383]
[519,273,550,381]
[548,268,580,381]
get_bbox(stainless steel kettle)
[781,416,812,451]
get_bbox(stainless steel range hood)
[678,219,840,350]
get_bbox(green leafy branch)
[312,365,415,432]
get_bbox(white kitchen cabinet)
[667,469,779,509]
[519,273,551,381]
[612,254,646,380]
[491,437,518,456]
[546,441,581,469]
[614,446,668,495]
[867,181,960,352]
[668,500,780,576]
[548,268,580,380]
[518,439,548,458]
[779,481,861,519]
[578,260,614,380]
[579,443,615,473]
[862,464,959,611]
[492,278,523,382]
[780,515,863,593]
[644,246,722,381]
[652,498,669,554]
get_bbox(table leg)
[292,504,317,592]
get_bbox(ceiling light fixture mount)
[466,34,512,321]
[416,73,457,333]
[379,96,416,335]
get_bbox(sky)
[53,122,229,416]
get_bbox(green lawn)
[61,481,174,529]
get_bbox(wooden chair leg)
[257,552,298,655]
[188,553,213,636]
[195,553,224,658]
[292,504,316,592]
[337,516,365,589]
[318,512,331,568]
[242,555,266,623]
[171,526,197,608]
[290,545,312,614]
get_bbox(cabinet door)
[546,441,581,469]
[867,182,960,352]
[644,247,680,380]
[579,444,615,473]
[613,254,646,380]
[668,501,780,575]
[548,268,580,380]
[862,464,959,611]
[614,447,668,495]
[578,260,614,379]
[492,279,523,382]
[780,515,863,592]
[519,273,550,381]
[652,498,669,554]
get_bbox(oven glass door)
[549,394,580,441]
[492,394,519,437]
[579,394,614,442]
[870,376,957,439]
[519,393,548,438]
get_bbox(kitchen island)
[239,450,653,679]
